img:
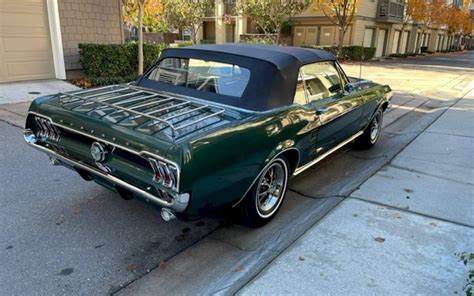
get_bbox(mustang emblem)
[90,142,108,162]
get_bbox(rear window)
[146,58,251,98]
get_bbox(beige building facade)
[292,0,458,57]
[0,0,122,83]
[197,0,251,44]
[200,0,463,58]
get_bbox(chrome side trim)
[26,111,182,192]
[23,129,189,212]
[231,147,300,208]
[293,130,364,176]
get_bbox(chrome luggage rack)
[57,85,226,139]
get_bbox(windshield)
[146,58,251,98]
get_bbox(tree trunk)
[276,25,281,45]
[138,1,144,75]
[338,26,345,56]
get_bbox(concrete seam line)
[347,196,474,229]
[424,130,474,139]
[0,109,27,118]
[387,164,474,186]
[0,118,23,129]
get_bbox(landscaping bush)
[388,53,408,58]
[342,46,364,60]
[175,40,193,47]
[79,43,168,86]
[302,45,375,60]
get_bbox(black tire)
[356,108,383,149]
[238,157,289,228]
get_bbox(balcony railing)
[224,1,236,15]
[376,0,404,23]
[205,0,215,17]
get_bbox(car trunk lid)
[53,85,235,142]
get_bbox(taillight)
[34,115,60,141]
[148,158,179,191]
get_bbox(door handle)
[316,107,329,115]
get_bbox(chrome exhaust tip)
[161,208,176,222]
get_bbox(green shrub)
[79,42,168,86]
[389,53,408,58]
[280,22,292,35]
[363,47,376,60]
[303,45,375,60]
[176,41,193,47]
[342,46,365,60]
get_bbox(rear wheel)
[239,157,289,228]
[356,108,383,149]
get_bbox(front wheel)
[239,157,289,228]
[356,108,383,149]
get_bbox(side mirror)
[344,83,356,95]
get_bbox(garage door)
[0,0,55,83]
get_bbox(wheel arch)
[231,146,300,208]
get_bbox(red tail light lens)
[34,115,60,141]
[148,158,179,191]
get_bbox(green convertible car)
[24,44,392,227]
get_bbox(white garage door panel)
[4,37,51,52]
[6,61,53,76]
[2,13,49,28]
[0,0,55,83]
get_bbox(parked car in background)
[24,44,392,227]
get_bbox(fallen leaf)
[299,256,305,261]
[374,237,385,243]
[234,266,244,272]
[127,264,140,272]
[159,261,166,270]
[175,233,192,242]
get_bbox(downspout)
[46,0,66,80]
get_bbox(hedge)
[78,43,168,86]
[303,45,376,60]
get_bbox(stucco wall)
[58,0,123,76]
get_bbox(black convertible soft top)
[138,44,336,112]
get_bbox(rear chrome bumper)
[23,129,189,212]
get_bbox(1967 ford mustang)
[24,44,391,227]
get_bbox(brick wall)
[58,0,123,76]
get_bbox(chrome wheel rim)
[370,114,381,143]
[255,160,287,218]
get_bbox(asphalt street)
[0,51,472,295]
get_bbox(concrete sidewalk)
[239,91,474,295]
[0,80,79,128]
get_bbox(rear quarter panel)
[174,105,318,216]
